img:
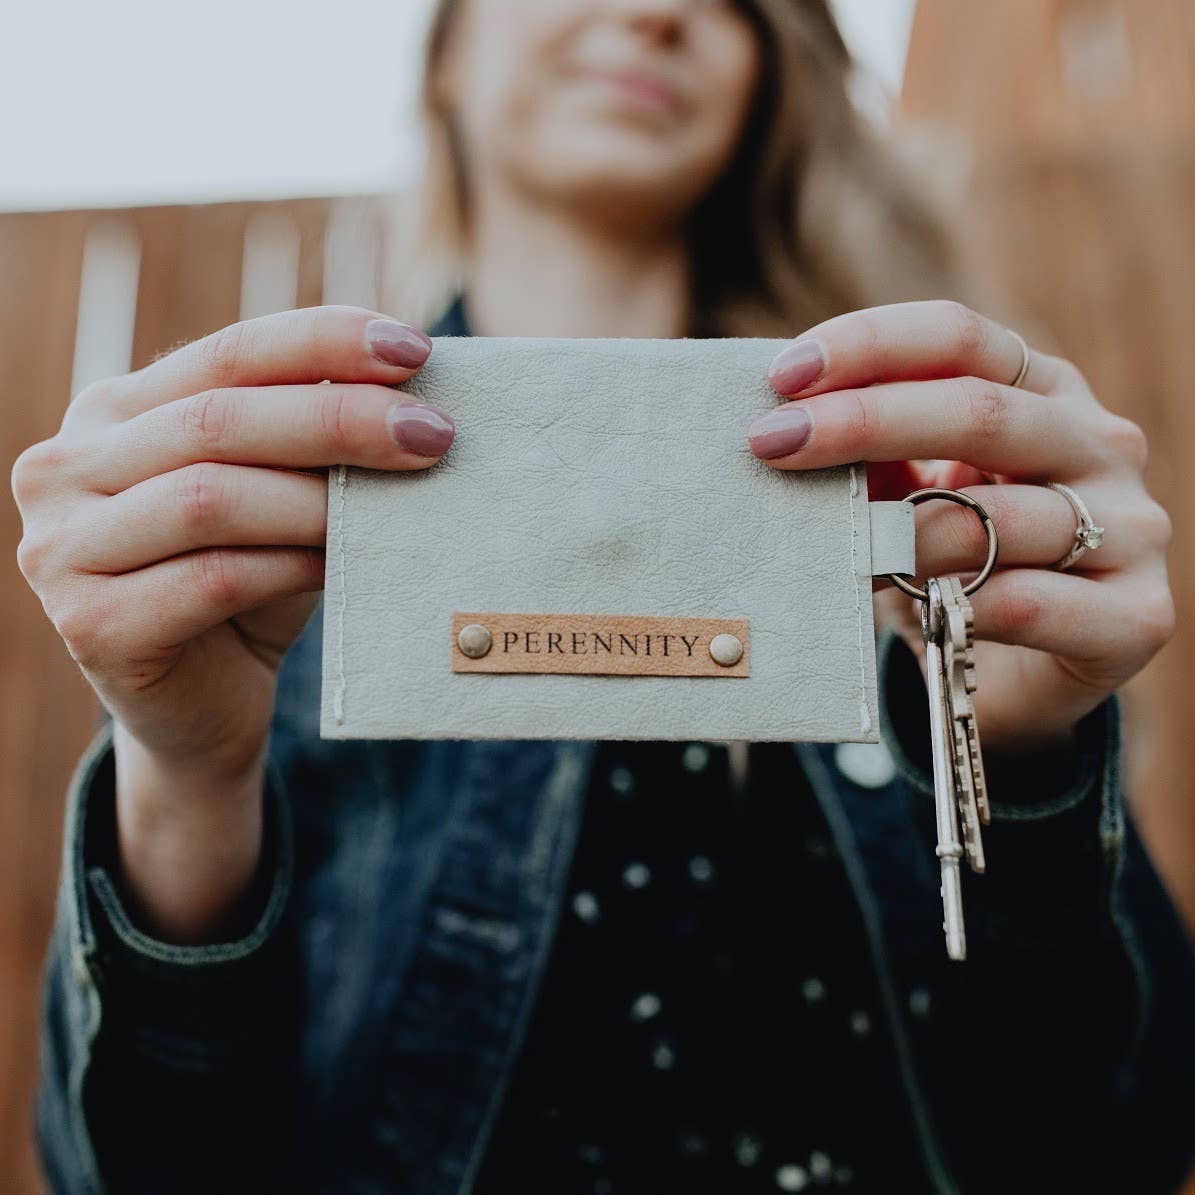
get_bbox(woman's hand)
[10,305,453,938]
[747,300,1175,754]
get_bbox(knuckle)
[1098,415,1148,470]
[53,605,103,669]
[175,463,230,530]
[850,309,883,361]
[10,445,41,502]
[15,532,52,582]
[1050,354,1089,393]
[1138,587,1177,653]
[193,549,242,608]
[198,321,252,383]
[924,499,987,563]
[953,504,990,559]
[844,390,874,446]
[1142,500,1173,549]
[996,579,1048,637]
[68,375,121,415]
[11,436,69,502]
[323,303,378,322]
[940,301,988,365]
[957,377,1010,441]
[1124,498,1172,552]
[300,545,327,584]
[316,386,356,455]
[180,388,236,450]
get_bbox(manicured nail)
[768,338,826,395]
[748,406,812,459]
[366,319,432,368]
[387,401,455,457]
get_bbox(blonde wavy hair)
[385,0,965,336]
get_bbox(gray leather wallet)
[320,337,914,743]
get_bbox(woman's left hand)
[747,300,1175,753]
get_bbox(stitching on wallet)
[848,465,871,735]
[333,464,348,724]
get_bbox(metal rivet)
[709,633,743,667]
[457,623,492,658]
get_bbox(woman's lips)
[582,69,683,115]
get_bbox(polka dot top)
[472,739,927,1192]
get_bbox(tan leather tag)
[451,612,750,677]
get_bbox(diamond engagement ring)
[1048,482,1105,570]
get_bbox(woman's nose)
[601,0,721,36]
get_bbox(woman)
[13,1,1194,1192]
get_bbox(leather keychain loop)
[886,487,999,601]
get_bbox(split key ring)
[886,488,1000,602]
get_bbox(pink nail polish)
[366,319,432,368]
[768,339,826,395]
[387,401,455,457]
[748,407,812,459]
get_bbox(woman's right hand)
[10,305,454,941]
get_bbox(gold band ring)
[1007,328,1031,389]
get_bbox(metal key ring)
[886,487,999,602]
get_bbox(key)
[921,578,967,961]
[940,580,986,874]
[945,576,990,828]
[890,486,1000,961]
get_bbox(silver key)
[946,577,990,826]
[941,578,989,831]
[921,578,967,961]
[941,580,986,874]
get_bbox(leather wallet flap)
[320,336,912,743]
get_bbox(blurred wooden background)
[0,195,389,1192]
[1,0,1192,1188]
[900,0,1195,956]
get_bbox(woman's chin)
[514,150,715,228]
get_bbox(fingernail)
[748,406,812,459]
[366,319,432,368]
[768,338,825,395]
[387,401,455,457]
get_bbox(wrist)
[112,721,268,944]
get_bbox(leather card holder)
[320,336,914,742]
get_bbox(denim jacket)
[33,309,1195,1194]
[35,608,1195,1194]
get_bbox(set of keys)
[888,488,1000,963]
[921,575,989,961]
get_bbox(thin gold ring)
[887,488,1000,602]
[1007,328,1031,389]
